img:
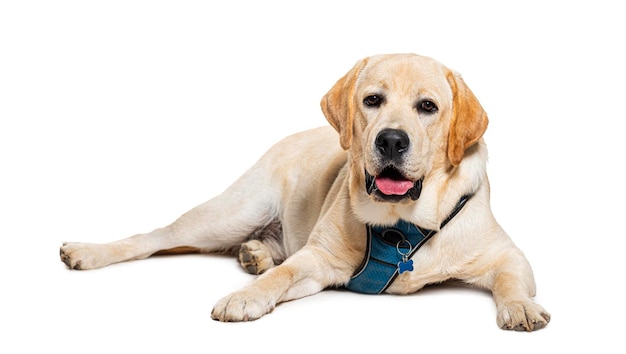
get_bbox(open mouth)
[365,167,423,201]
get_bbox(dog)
[60,53,550,331]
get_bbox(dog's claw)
[497,300,550,331]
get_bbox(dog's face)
[321,54,488,205]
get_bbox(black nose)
[375,129,410,161]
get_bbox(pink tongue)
[375,177,414,195]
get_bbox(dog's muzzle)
[365,168,423,202]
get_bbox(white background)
[1,0,624,352]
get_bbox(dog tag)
[398,259,414,274]
[396,239,414,274]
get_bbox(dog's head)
[321,54,488,205]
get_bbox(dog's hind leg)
[238,240,276,275]
[60,165,281,270]
[238,220,285,274]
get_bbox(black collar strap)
[345,194,473,294]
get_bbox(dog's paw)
[211,288,275,322]
[497,299,550,331]
[238,240,275,275]
[60,242,109,270]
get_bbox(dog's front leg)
[211,245,348,322]
[488,249,551,331]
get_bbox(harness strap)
[345,194,473,294]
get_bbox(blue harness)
[345,195,472,294]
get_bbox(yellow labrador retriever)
[60,53,550,331]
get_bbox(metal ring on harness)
[396,239,412,256]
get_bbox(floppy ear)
[320,58,369,150]
[446,71,489,166]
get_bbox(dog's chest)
[345,221,438,294]
[346,194,472,295]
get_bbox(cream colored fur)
[60,53,550,331]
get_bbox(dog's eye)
[364,95,383,107]
[417,100,438,113]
